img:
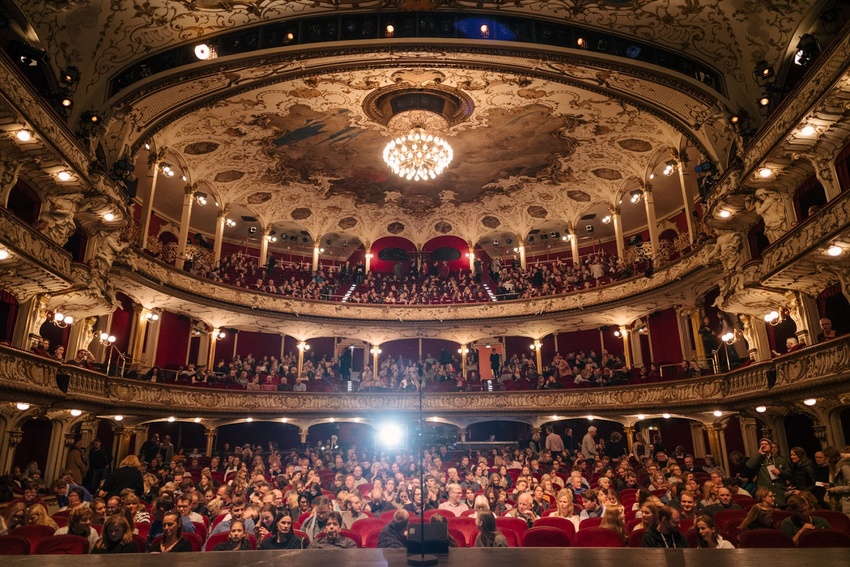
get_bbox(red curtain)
[649,308,683,364]
[155,311,190,367]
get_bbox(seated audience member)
[507,491,539,527]
[438,483,469,516]
[149,510,193,553]
[308,511,356,548]
[209,496,253,536]
[92,514,137,554]
[599,505,627,544]
[474,510,507,547]
[366,487,396,516]
[737,503,774,532]
[548,488,580,531]
[377,509,409,548]
[300,495,332,539]
[817,318,839,342]
[642,505,688,548]
[1,502,27,532]
[578,488,604,520]
[54,505,98,551]
[635,501,659,532]
[703,486,742,518]
[694,515,734,548]
[213,519,252,551]
[27,503,58,531]
[259,511,306,549]
[779,494,831,544]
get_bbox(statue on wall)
[93,228,129,274]
[40,192,83,245]
[746,188,787,243]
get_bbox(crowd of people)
[150,245,637,306]
[1,425,847,553]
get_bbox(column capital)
[608,205,621,216]
[148,148,168,167]
[184,183,198,196]
[217,206,230,219]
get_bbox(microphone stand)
[408,370,438,566]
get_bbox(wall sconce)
[529,341,541,351]
[721,332,735,344]
[458,347,469,355]
[99,332,116,345]
[297,342,310,351]
[663,161,676,176]
[630,189,643,204]
[145,312,159,321]
[225,218,236,227]
[753,61,775,86]
[0,248,10,261]
[601,215,612,224]
[195,192,207,206]
[764,310,783,326]
[266,235,277,243]
[16,402,30,411]
[52,311,73,327]
[15,129,32,142]
[370,346,381,355]
[214,330,226,340]
[159,163,175,178]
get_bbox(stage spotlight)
[377,423,404,447]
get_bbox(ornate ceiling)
[6,1,824,246]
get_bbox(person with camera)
[746,437,791,507]
[70,348,97,371]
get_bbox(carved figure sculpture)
[746,188,787,243]
[40,192,82,245]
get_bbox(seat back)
[522,526,572,547]
[812,511,850,537]
[533,516,576,539]
[350,518,387,539]
[627,528,645,548]
[737,528,795,548]
[448,528,466,548]
[578,517,602,530]
[0,535,31,555]
[798,529,850,548]
[379,510,397,522]
[495,517,530,538]
[573,527,625,548]
[192,521,207,541]
[712,509,747,531]
[11,525,56,554]
[33,535,89,555]
[363,529,381,548]
[132,534,146,553]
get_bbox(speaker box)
[407,523,449,554]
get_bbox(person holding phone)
[746,438,791,507]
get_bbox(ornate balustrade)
[2,336,848,419]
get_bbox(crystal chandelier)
[383,127,453,181]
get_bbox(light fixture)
[755,405,767,413]
[16,402,30,411]
[57,171,72,182]
[803,398,817,406]
[319,247,324,253]
[561,235,570,241]
[713,410,723,417]
[754,61,775,85]
[801,125,816,136]
[99,332,116,344]
[613,330,621,338]
[225,218,236,227]
[52,311,73,327]
[196,193,207,206]
[329,417,335,423]
[636,414,645,421]
[0,249,9,261]
[458,347,469,354]
[576,37,587,49]
[194,43,216,60]
[601,215,612,224]
[145,312,159,321]
[285,32,294,43]
[159,164,175,177]
[827,245,843,257]
[114,415,123,421]
[662,413,671,419]
[167,416,176,422]
[719,209,731,218]
[630,190,643,204]
[758,167,773,178]
[721,332,735,344]
[370,346,381,355]
[758,95,771,107]
[764,310,781,326]
[246,417,253,422]
[298,342,310,351]
[102,212,115,222]
[144,143,151,150]
[480,24,490,38]
[266,235,277,243]
[663,161,676,176]
[649,173,655,180]
[194,417,201,422]
[15,129,32,142]
[383,128,453,181]
[385,24,394,37]
[215,330,226,340]
[59,93,73,108]
[70,409,82,417]
[281,417,288,423]
[587,415,594,421]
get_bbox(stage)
[5,548,847,566]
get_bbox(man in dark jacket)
[377,509,409,548]
[642,506,688,548]
[87,438,111,493]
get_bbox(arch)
[0,289,19,344]
[215,420,301,450]
[423,234,469,273]
[370,236,417,274]
[783,412,821,458]
[793,174,827,221]
[5,179,41,225]
[13,417,52,477]
[61,222,88,263]
[468,419,532,443]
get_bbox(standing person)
[65,440,88,485]
[87,438,112,494]
[99,455,145,499]
[139,434,160,465]
[826,445,850,514]
[160,435,175,464]
[545,426,564,460]
[563,428,578,455]
[746,438,791,507]
[489,348,501,380]
[582,426,598,462]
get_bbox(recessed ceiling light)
[15,129,32,142]
[57,171,72,182]
[801,125,815,136]
[246,417,253,422]
[114,415,123,421]
[662,413,671,419]
[194,44,212,60]
[756,405,767,413]
[758,167,772,178]
[587,415,594,421]
[719,210,731,218]
[16,402,30,411]
[713,410,723,417]
[167,416,175,422]
[827,245,842,257]
[803,398,817,406]
[70,409,82,417]
[103,212,115,222]
[281,418,288,423]
[0,249,9,261]
[194,417,201,423]
[636,414,645,421]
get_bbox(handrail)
[2,336,848,417]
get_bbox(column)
[459,344,469,377]
[130,307,149,361]
[115,427,135,463]
[690,423,708,456]
[643,185,660,259]
[204,428,217,456]
[568,227,580,266]
[518,243,527,270]
[703,423,729,474]
[66,317,96,361]
[197,329,210,368]
[10,295,50,350]
[175,184,197,270]
[553,332,559,354]
[312,241,320,273]
[739,417,760,459]
[739,313,771,362]
[137,157,160,248]
[790,292,821,346]
[44,422,75,482]
[297,341,309,376]
[675,155,696,244]
[365,245,372,273]
[213,208,228,266]
[467,241,475,271]
[689,310,706,360]
[280,333,287,360]
[629,329,643,366]
[259,227,271,267]
[611,207,625,259]
[207,329,221,368]
[623,426,635,456]
[619,327,632,368]
[0,429,23,476]
[532,340,543,374]
[812,424,829,450]
[676,308,693,361]
[370,345,381,372]
[299,428,309,445]
[138,311,162,369]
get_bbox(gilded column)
[213,207,228,266]
[205,428,217,456]
[610,206,625,259]
[642,184,660,259]
[137,152,162,248]
[175,184,197,270]
[674,151,696,243]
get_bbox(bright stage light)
[377,423,404,447]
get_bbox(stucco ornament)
[40,192,83,245]
[746,188,788,243]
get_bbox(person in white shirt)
[438,483,469,516]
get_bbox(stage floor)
[5,548,848,566]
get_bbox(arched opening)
[783,413,821,458]
[817,284,850,337]
[467,420,531,443]
[747,219,770,261]
[215,421,301,451]
[37,317,69,353]
[840,407,850,448]
[423,235,469,276]
[308,421,373,449]
[793,175,827,221]
[5,180,41,225]
[13,418,52,477]
[62,223,88,262]
[0,290,18,343]
[146,421,208,456]
[370,236,416,276]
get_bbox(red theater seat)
[0,535,31,555]
[798,529,850,548]
[737,528,795,548]
[573,527,624,548]
[33,535,89,555]
[522,526,572,547]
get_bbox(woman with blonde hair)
[27,503,58,531]
[100,454,144,498]
[123,493,149,524]
[55,505,97,550]
[599,505,627,544]
[1,502,26,533]
[548,488,580,531]
[92,514,137,554]
[700,480,719,508]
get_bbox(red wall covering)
[423,235,470,273]
[235,331,282,359]
[109,293,134,355]
[649,308,683,364]
[155,311,190,367]
[368,236,416,273]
